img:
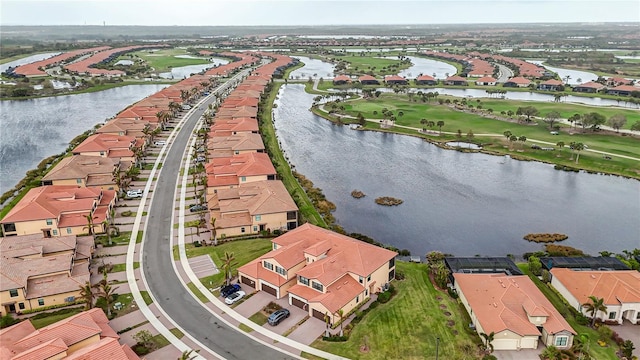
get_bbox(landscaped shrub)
[597,324,613,341]
[368,301,379,310]
[575,313,590,326]
[394,270,405,280]
[132,344,150,356]
[482,355,497,360]
[1,315,20,329]
[447,287,459,299]
[323,335,348,342]
[193,241,202,247]
[377,291,391,303]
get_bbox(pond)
[159,57,229,79]
[289,56,336,79]
[0,84,168,192]
[527,60,598,85]
[389,56,457,79]
[273,84,639,257]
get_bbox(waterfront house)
[540,256,630,271]
[538,79,564,91]
[0,185,116,237]
[72,133,138,164]
[454,273,575,350]
[415,74,438,85]
[205,152,276,194]
[221,96,260,108]
[41,155,124,191]
[475,76,498,86]
[572,81,605,93]
[209,117,259,136]
[606,77,633,87]
[384,75,408,85]
[0,308,139,359]
[207,132,265,158]
[444,75,468,86]
[503,76,531,88]
[238,223,397,325]
[358,75,380,85]
[550,268,640,325]
[96,118,154,139]
[607,84,638,96]
[207,180,298,237]
[333,75,351,85]
[0,233,93,315]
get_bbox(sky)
[1,0,639,26]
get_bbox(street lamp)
[435,336,440,360]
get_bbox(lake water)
[0,52,61,73]
[527,60,598,84]
[289,56,336,79]
[273,84,640,257]
[391,56,457,79]
[159,57,229,79]
[0,84,168,192]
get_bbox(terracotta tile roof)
[207,133,265,153]
[445,75,468,82]
[609,84,638,92]
[209,118,259,134]
[288,274,364,314]
[217,106,258,119]
[96,118,150,136]
[1,185,104,224]
[72,134,135,155]
[454,274,575,336]
[358,75,377,82]
[0,233,77,259]
[42,155,118,183]
[574,81,605,89]
[505,76,531,85]
[0,321,36,344]
[206,152,275,179]
[416,74,436,81]
[221,97,259,108]
[384,75,406,82]
[541,79,563,86]
[26,263,88,299]
[550,268,640,305]
[13,46,111,77]
[65,337,140,360]
[12,337,68,360]
[476,76,497,83]
[333,75,351,82]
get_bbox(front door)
[259,224,265,232]
[8,304,16,313]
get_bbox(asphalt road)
[495,63,514,83]
[142,71,298,360]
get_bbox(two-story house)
[205,152,276,194]
[207,132,265,159]
[41,155,123,191]
[238,224,397,325]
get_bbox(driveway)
[494,343,542,360]
[287,316,325,345]
[615,322,640,357]
[233,289,272,318]
[262,304,307,336]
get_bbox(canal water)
[273,84,640,257]
[391,56,457,79]
[159,57,229,79]
[289,56,336,79]
[0,84,168,192]
[527,60,598,85]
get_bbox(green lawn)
[139,291,153,305]
[311,262,479,360]
[249,311,269,326]
[339,55,410,77]
[125,48,210,73]
[111,262,139,273]
[29,308,83,329]
[518,264,618,360]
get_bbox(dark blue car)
[220,284,241,298]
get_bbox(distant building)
[41,155,124,191]
[538,79,563,91]
[607,85,638,96]
[358,75,380,85]
[384,75,408,85]
[444,75,468,86]
[475,76,498,86]
[503,76,531,88]
[415,74,438,85]
[572,81,605,93]
[332,75,351,85]
[205,152,276,194]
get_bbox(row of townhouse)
[201,54,399,325]
[0,52,260,318]
[447,256,639,352]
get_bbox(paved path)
[119,322,159,346]
[494,63,514,83]
[108,309,148,332]
[188,255,219,279]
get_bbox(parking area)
[188,255,219,279]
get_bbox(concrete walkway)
[188,255,219,279]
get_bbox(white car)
[126,189,143,198]
[224,290,245,305]
[154,140,166,146]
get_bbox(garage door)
[261,283,277,296]
[240,276,255,287]
[291,297,306,310]
[491,339,520,351]
[312,309,326,321]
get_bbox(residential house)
[332,75,351,85]
[607,85,638,96]
[72,133,138,164]
[41,155,123,191]
[96,118,154,139]
[538,79,564,91]
[207,180,298,237]
[550,268,640,324]
[606,77,633,87]
[503,76,532,88]
[415,75,438,85]
[358,75,380,85]
[0,233,93,315]
[0,308,139,359]
[384,75,408,86]
[238,223,397,325]
[206,152,276,194]
[444,75,468,86]
[475,76,498,86]
[209,117,259,137]
[207,133,265,158]
[454,273,576,350]
[0,185,116,237]
[540,256,630,271]
[572,81,605,93]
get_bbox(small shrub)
[323,335,348,342]
[193,241,202,247]
[394,271,405,280]
[377,291,391,303]
[575,313,590,326]
[597,325,613,341]
[447,287,459,299]
[482,355,497,360]
[368,301,379,310]
[132,344,150,356]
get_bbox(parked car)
[220,284,241,298]
[225,290,245,305]
[189,204,207,212]
[126,189,143,198]
[154,140,166,146]
[267,309,290,326]
[530,144,541,150]
[194,156,206,163]
[550,131,559,135]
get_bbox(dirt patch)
[439,304,447,309]
[447,320,455,327]
[444,311,452,317]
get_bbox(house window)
[298,276,309,286]
[66,227,72,234]
[365,289,368,296]
[3,223,16,232]
[241,227,245,233]
[275,266,286,276]
[255,215,261,221]
[76,178,83,184]
[389,258,395,268]
[46,219,53,225]
[9,289,18,297]
[388,269,395,281]
[356,296,360,303]
[253,226,258,232]
[234,150,240,155]
[99,151,105,156]
[18,303,25,310]
[38,299,45,306]
[287,211,297,220]
[273,243,277,250]
[312,281,323,292]
[609,312,617,320]
[241,176,246,182]
[359,276,364,284]
[52,230,58,235]
[367,275,371,282]
[555,336,568,347]
[263,261,273,271]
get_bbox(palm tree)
[79,281,98,310]
[102,208,119,246]
[518,135,527,149]
[99,281,119,317]
[210,217,218,246]
[582,295,607,327]
[480,331,495,354]
[556,141,565,152]
[509,135,518,150]
[436,120,444,134]
[541,345,561,360]
[337,309,344,336]
[83,214,97,235]
[178,350,196,360]
[221,252,236,286]
[420,118,427,131]
[570,142,585,164]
